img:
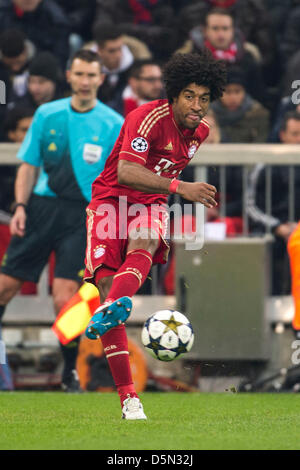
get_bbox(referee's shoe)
[61,369,83,393]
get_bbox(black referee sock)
[59,336,81,383]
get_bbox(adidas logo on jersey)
[164,142,173,151]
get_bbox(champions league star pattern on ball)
[141,310,194,361]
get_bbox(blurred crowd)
[2,0,300,142]
[1,0,300,295]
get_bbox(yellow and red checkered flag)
[52,283,100,345]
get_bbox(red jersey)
[90,99,209,208]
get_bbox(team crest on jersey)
[188,140,199,159]
[131,137,148,152]
[94,244,106,259]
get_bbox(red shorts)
[84,197,170,284]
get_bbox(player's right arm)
[117,106,217,208]
[10,163,39,237]
[118,160,217,208]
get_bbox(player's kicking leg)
[84,231,160,420]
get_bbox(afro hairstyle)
[163,50,227,103]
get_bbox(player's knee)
[0,274,21,304]
[96,276,113,301]
[128,229,159,255]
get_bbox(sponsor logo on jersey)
[131,137,148,152]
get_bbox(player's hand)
[177,181,217,208]
[10,207,26,237]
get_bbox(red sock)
[100,324,138,406]
[106,249,153,303]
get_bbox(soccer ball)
[141,310,194,361]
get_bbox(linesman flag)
[52,283,100,345]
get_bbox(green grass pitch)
[0,392,299,450]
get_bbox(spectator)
[247,111,300,294]
[281,50,300,99]
[280,6,300,67]
[269,93,300,143]
[0,0,70,68]
[92,24,135,113]
[93,1,181,60]
[0,29,35,101]
[122,59,164,116]
[179,0,276,70]
[177,8,266,103]
[202,110,243,233]
[3,105,34,142]
[262,0,294,44]
[13,52,64,109]
[56,0,96,41]
[211,66,270,143]
[202,108,223,144]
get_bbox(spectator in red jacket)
[179,0,276,70]
[202,9,266,103]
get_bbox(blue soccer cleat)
[85,296,132,339]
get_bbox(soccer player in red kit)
[84,51,227,419]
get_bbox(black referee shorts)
[1,194,87,283]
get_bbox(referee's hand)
[10,206,26,237]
